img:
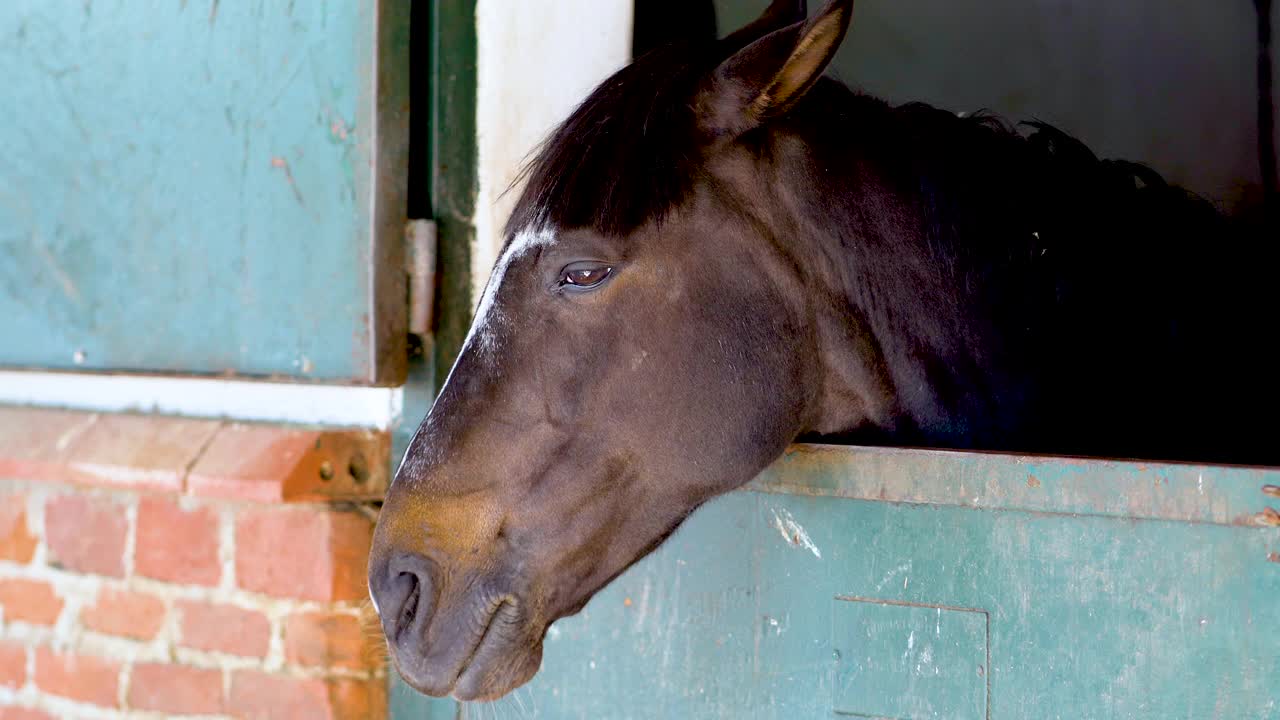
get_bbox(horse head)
[369,0,859,700]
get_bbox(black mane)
[508,36,1217,246]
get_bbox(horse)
[369,0,1276,701]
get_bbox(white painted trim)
[472,0,633,307]
[0,371,402,429]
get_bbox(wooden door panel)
[0,0,409,383]
[393,447,1280,718]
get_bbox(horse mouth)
[392,596,538,702]
[452,600,536,700]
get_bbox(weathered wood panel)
[393,446,1280,718]
[0,0,410,382]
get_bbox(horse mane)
[787,85,1270,460]
[508,35,1219,247]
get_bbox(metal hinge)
[406,219,437,340]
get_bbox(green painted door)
[395,446,1280,718]
[0,0,410,383]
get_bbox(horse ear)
[722,0,807,50]
[703,0,853,136]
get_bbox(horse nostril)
[371,550,434,642]
[398,572,421,633]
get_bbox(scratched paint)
[771,507,822,558]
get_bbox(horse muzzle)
[369,548,543,701]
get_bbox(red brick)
[62,414,220,492]
[227,672,386,720]
[0,408,220,493]
[44,494,127,577]
[189,426,388,503]
[187,424,319,503]
[32,648,120,707]
[127,663,223,715]
[82,588,165,640]
[0,579,63,626]
[235,508,373,601]
[0,640,26,689]
[285,610,381,671]
[0,707,58,720]
[135,497,220,586]
[0,494,37,563]
[0,407,93,484]
[175,600,270,657]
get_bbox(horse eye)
[560,263,613,289]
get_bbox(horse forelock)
[505,42,721,240]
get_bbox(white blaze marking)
[398,226,556,478]
[462,226,557,358]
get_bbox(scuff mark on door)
[771,507,822,558]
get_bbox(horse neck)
[770,92,1039,447]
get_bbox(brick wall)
[0,408,390,720]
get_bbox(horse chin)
[452,641,543,702]
[389,623,543,702]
